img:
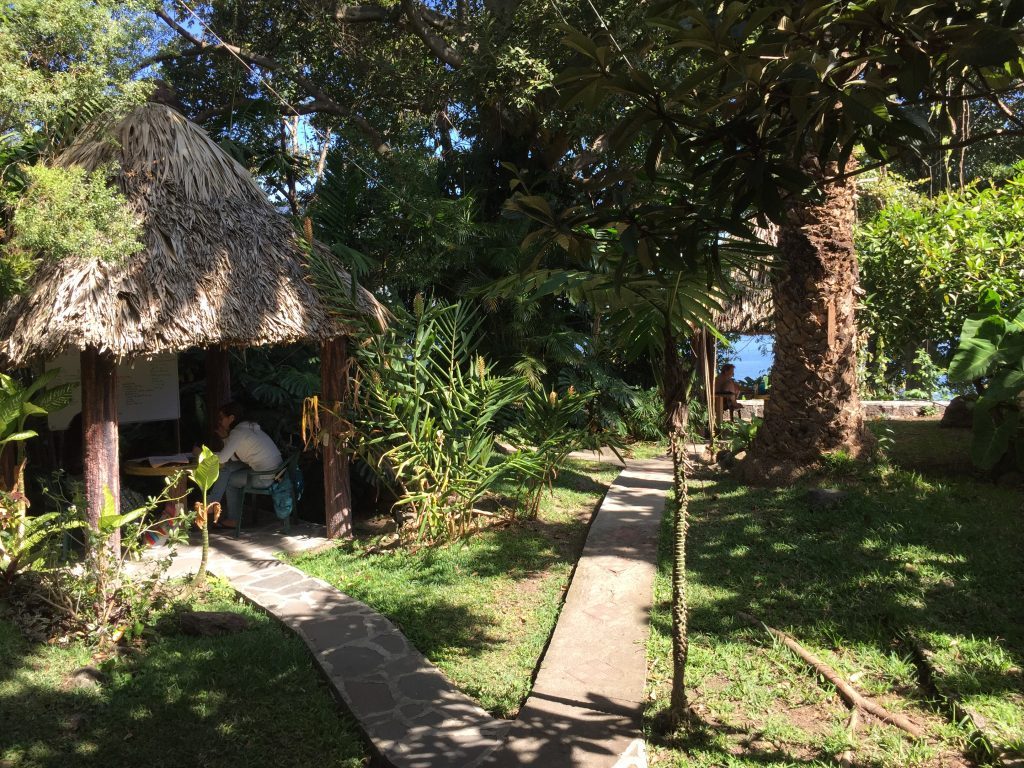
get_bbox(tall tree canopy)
[0,0,152,300]
[534,0,1024,481]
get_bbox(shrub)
[625,386,664,440]
[948,290,1024,471]
[0,370,75,589]
[344,301,536,541]
[35,474,189,646]
[505,386,610,519]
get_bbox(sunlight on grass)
[290,459,619,717]
[626,440,670,460]
[645,451,1023,766]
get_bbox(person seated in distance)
[714,363,742,409]
[195,402,282,529]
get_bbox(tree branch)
[973,68,1024,132]
[333,3,401,23]
[155,8,279,69]
[738,612,926,739]
[400,0,464,68]
[326,1,453,29]
[152,9,389,152]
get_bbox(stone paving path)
[148,455,672,768]
[487,458,670,767]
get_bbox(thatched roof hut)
[0,103,383,541]
[0,102,385,367]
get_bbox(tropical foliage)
[344,299,536,541]
[189,446,220,586]
[36,477,188,645]
[858,167,1024,389]
[2,164,144,297]
[0,0,152,300]
[505,386,608,519]
[948,291,1024,472]
[0,0,151,142]
[0,371,75,587]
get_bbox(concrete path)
[144,456,672,768]
[486,459,670,767]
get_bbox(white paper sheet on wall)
[45,352,181,430]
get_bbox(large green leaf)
[190,446,220,493]
[970,397,1020,470]
[98,506,147,531]
[949,314,1006,381]
[984,366,1024,401]
[0,430,38,447]
[97,487,149,531]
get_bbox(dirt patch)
[352,513,397,537]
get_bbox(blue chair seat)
[235,452,300,536]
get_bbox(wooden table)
[123,457,196,519]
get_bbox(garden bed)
[645,429,1023,766]
[0,580,368,768]
[288,458,621,718]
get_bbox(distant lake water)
[725,335,774,383]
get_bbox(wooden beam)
[321,336,353,539]
[692,329,718,438]
[81,347,120,552]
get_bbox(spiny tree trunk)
[663,326,695,720]
[742,160,869,485]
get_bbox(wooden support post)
[81,347,120,552]
[321,336,352,539]
[692,329,718,438]
[205,344,232,450]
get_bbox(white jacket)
[217,421,283,473]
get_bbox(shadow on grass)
[550,466,614,496]
[651,464,1024,720]
[293,517,596,664]
[868,420,980,479]
[0,614,366,768]
[652,715,831,767]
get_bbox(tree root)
[838,707,860,767]
[736,611,926,739]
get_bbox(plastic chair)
[235,452,300,536]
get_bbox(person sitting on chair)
[714,363,742,410]
[197,402,282,529]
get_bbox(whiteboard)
[45,352,181,430]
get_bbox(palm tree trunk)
[742,160,869,484]
[663,326,695,718]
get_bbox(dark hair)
[218,402,245,424]
[721,363,736,373]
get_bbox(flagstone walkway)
[150,456,671,768]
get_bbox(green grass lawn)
[867,419,976,478]
[0,580,368,768]
[646,434,1023,767]
[625,439,670,460]
[289,459,620,718]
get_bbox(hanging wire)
[171,0,461,230]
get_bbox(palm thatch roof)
[714,272,773,334]
[713,225,776,335]
[0,103,386,367]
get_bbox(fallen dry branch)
[737,611,926,739]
